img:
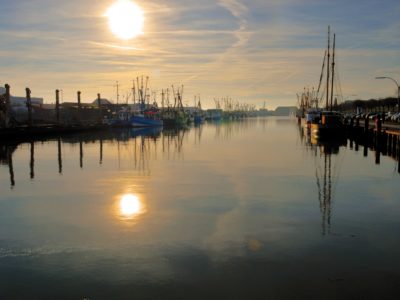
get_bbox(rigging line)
[317,50,327,96]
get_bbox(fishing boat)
[160,85,190,127]
[309,26,344,138]
[130,76,163,128]
[311,111,344,137]
[131,108,163,127]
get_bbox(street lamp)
[375,76,400,113]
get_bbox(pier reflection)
[0,126,192,188]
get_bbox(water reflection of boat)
[300,124,346,235]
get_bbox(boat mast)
[326,26,331,110]
[330,33,336,111]
[316,50,327,107]
[132,80,136,105]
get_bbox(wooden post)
[376,118,382,135]
[55,89,60,125]
[26,88,32,127]
[4,84,11,128]
[77,91,81,124]
[398,154,400,174]
[97,93,101,108]
[388,133,392,156]
[364,117,369,133]
[97,93,102,123]
[363,144,368,157]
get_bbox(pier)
[346,117,400,171]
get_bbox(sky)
[0,0,399,109]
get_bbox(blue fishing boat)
[130,76,163,128]
[131,109,163,127]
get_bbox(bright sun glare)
[120,194,142,217]
[106,0,144,40]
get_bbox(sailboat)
[311,26,344,138]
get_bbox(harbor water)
[1,117,399,299]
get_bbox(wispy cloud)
[0,0,399,107]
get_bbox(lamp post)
[375,76,400,113]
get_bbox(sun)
[106,0,144,40]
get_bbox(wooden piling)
[388,133,393,156]
[55,89,60,125]
[4,84,11,128]
[26,88,32,127]
[77,91,81,124]
[364,117,369,133]
[97,93,101,108]
[97,93,102,123]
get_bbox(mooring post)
[97,93,102,123]
[388,133,392,156]
[26,88,32,127]
[4,84,11,128]
[55,89,60,125]
[363,143,368,157]
[77,91,82,124]
[364,116,369,133]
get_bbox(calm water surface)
[1,118,399,299]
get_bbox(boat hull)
[130,116,163,127]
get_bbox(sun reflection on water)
[117,193,145,221]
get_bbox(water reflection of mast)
[316,151,332,235]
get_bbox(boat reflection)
[300,125,346,235]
